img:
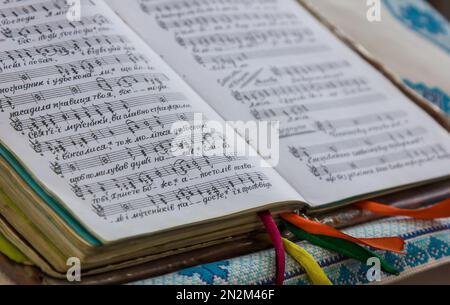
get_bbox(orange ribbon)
[280,213,405,254]
[355,198,450,220]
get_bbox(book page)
[0,0,303,242]
[107,0,450,206]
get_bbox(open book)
[0,0,449,277]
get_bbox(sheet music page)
[0,0,303,242]
[107,0,450,206]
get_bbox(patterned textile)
[383,0,450,113]
[404,79,450,114]
[383,0,450,54]
[306,0,450,116]
[132,217,450,285]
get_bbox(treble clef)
[0,28,13,39]
[92,203,105,217]
[50,162,63,176]
[71,184,84,198]
[10,118,23,132]
[29,139,42,154]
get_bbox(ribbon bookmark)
[283,221,399,275]
[281,238,332,285]
[281,213,405,253]
[258,234,332,285]
[356,198,450,220]
[258,211,285,285]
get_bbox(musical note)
[233,77,368,103]
[71,155,243,197]
[0,0,93,19]
[35,111,196,154]
[177,28,312,49]
[91,172,269,217]
[0,35,129,65]
[0,53,147,84]
[3,15,111,41]
[156,11,297,30]
[0,73,168,111]
[291,127,426,160]
[11,91,185,131]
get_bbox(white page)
[0,0,303,242]
[107,0,450,206]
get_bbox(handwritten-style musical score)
[0,0,279,234]
[1,14,110,40]
[122,0,450,199]
[0,0,87,19]
[0,35,129,64]
[177,28,313,49]
[11,91,185,132]
[29,111,191,154]
[0,52,149,86]
[157,11,297,30]
[301,144,449,180]
[91,171,269,217]
[232,77,368,103]
[71,155,241,198]
[1,73,168,111]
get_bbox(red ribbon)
[355,198,450,220]
[280,213,405,253]
[259,211,285,285]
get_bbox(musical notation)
[29,111,192,154]
[1,14,110,40]
[11,91,186,132]
[195,45,329,67]
[306,144,448,178]
[141,0,269,13]
[91,171,268,217]
[0,35,129,63]
[233,77,368,102]
[106,0,450,209]
[290,127,427,160]
[279,109,408,139]
[51,137,175,174]
[271,60,351,78]
[250,93,385,121]
[0,53,148,85]
[313,110,408,134]
[72,155,240,197]
[1,73,168,111]
[157,12,297,30]
[0,0,87,19]
[0,0,286,233]
[177,28,313,49]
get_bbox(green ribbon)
[283,221,399,275]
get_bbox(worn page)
[107,0,450,206]
[0,0,303,242]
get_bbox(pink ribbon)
[259,211,285,285]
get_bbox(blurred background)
[429,0,450,19]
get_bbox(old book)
[0,0,449,279]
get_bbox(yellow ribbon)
[258,234,332,285]
[281,237,332,285]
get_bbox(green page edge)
[0,143,101,246]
